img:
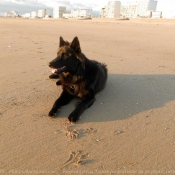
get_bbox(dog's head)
[49,36,85,75]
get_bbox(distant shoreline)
[1,17,175,24]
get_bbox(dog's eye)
[62,53,70,59]
[62,53,65,57]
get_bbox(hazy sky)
[0,0,174,17]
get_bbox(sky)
[0,0,175,17]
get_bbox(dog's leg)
[49,74,59,79]
[49,74,61,86]
[56,79,61,86]
[48,91,74,117]
[68,92,95,122]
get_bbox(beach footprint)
[58,150,89,170]
[66,126,79,140]
[114,130,125,135]
[84,127,97,134]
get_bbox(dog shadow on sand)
[54,74,175,123]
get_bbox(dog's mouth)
[51,66,67,74]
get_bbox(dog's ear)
[71,36,81,53]
[76,54,85,73]
[60,36,66,47]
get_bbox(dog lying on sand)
[48,36,107,122]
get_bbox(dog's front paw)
[49,74,59,79]
[48,109,59,118]
[56,80,61,86]
[68,110,80,123]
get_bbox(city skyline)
[0,0,175,18]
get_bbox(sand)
[0,18,175,175]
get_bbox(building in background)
[107,1,121,18]
[31,11,37,18]
[120,0,159,18]
[80,9,92,18]
[137,0,157,17]
[38,9,46,18]
[22,13,31,18]
[71,9,92,18]
[100,8,106,18]
[10,10,18,17]
[4,12,8,17]
[53,6,66,18]
[4,0,168,19]
[4,10,18,17]
[63,12,72,19]
[157,0,175,18]
[121,3,138,18]
[101,1,121,18]
[71,10,78,18]
[45,9,52,18]
[31,9,52,18]
[4,12,11,17]
[151,11,162,18]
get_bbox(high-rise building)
[45,9,52,17]
[38,9,46,18]
[121,4,138,18]
[101,1,121,18]
[53,6,66,18]
[137,0,157,17]
[100,8,106,18]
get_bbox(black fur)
[48,36,107,122]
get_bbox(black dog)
[48,36,107,122]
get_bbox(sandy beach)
[0,18,175,174]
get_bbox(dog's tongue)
[51,69,57,74]
[51,66,66,74]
